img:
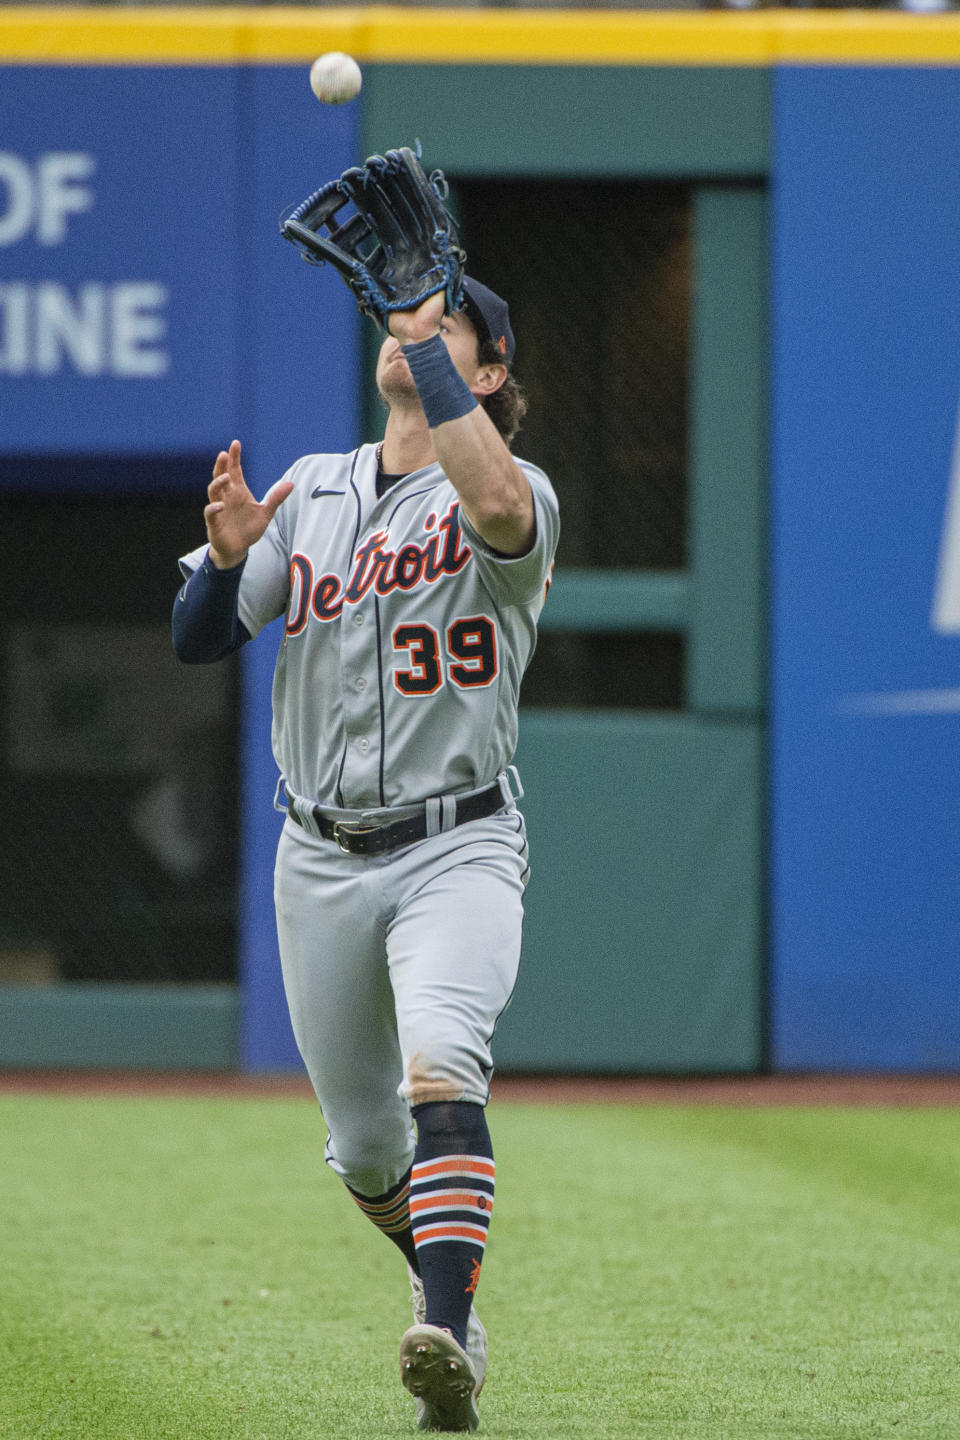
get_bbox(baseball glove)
[280,146,466,325]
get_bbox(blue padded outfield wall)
[0,64,359,459]
[770,66,960,1070]
[1,67,240,454]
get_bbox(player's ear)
[472,363,507,398]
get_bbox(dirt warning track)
[0,1070,958,1106]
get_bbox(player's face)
[377,310,484,405]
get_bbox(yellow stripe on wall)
[3,6,960,67]
[773,11,960,63]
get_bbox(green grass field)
[2,1093,958,1440]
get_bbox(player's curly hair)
[477,336,528,446]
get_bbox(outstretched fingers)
[204,440,292,563]
[262,479,295,520]
[210,439,244,491]
[208,443,248,518]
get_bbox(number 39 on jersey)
[393,617,498,696]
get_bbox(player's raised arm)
[281,144,532,554]
[385,295,535,556]
[206,439,293,569]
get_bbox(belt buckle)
[331,820,377,854]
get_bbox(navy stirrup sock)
[346,1166,419,1273]
[409,1100,495,1352]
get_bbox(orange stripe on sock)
[409,1192,492,1215]
[412,1224,488,1246]
[352,1186,410,1216]
[412,1158,495,1180]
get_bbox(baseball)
[309,52,362,105]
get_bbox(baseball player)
[172,276,559,1431]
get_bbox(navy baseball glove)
[280,146,466,325]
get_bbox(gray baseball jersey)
[179,442,559,813]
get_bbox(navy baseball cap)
[461,276,515,365]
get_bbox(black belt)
[287,779,508,856]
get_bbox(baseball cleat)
[400,1324,479,1432]
[407,1264,488,1398]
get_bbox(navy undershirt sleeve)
[172,554,251,663]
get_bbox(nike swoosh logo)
[311,487,345,500]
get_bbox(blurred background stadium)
[1,5,959,1076]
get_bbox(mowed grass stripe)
[1,1097,958,1438]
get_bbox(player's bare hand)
[387,292,446,345]
[204,439,294,569]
